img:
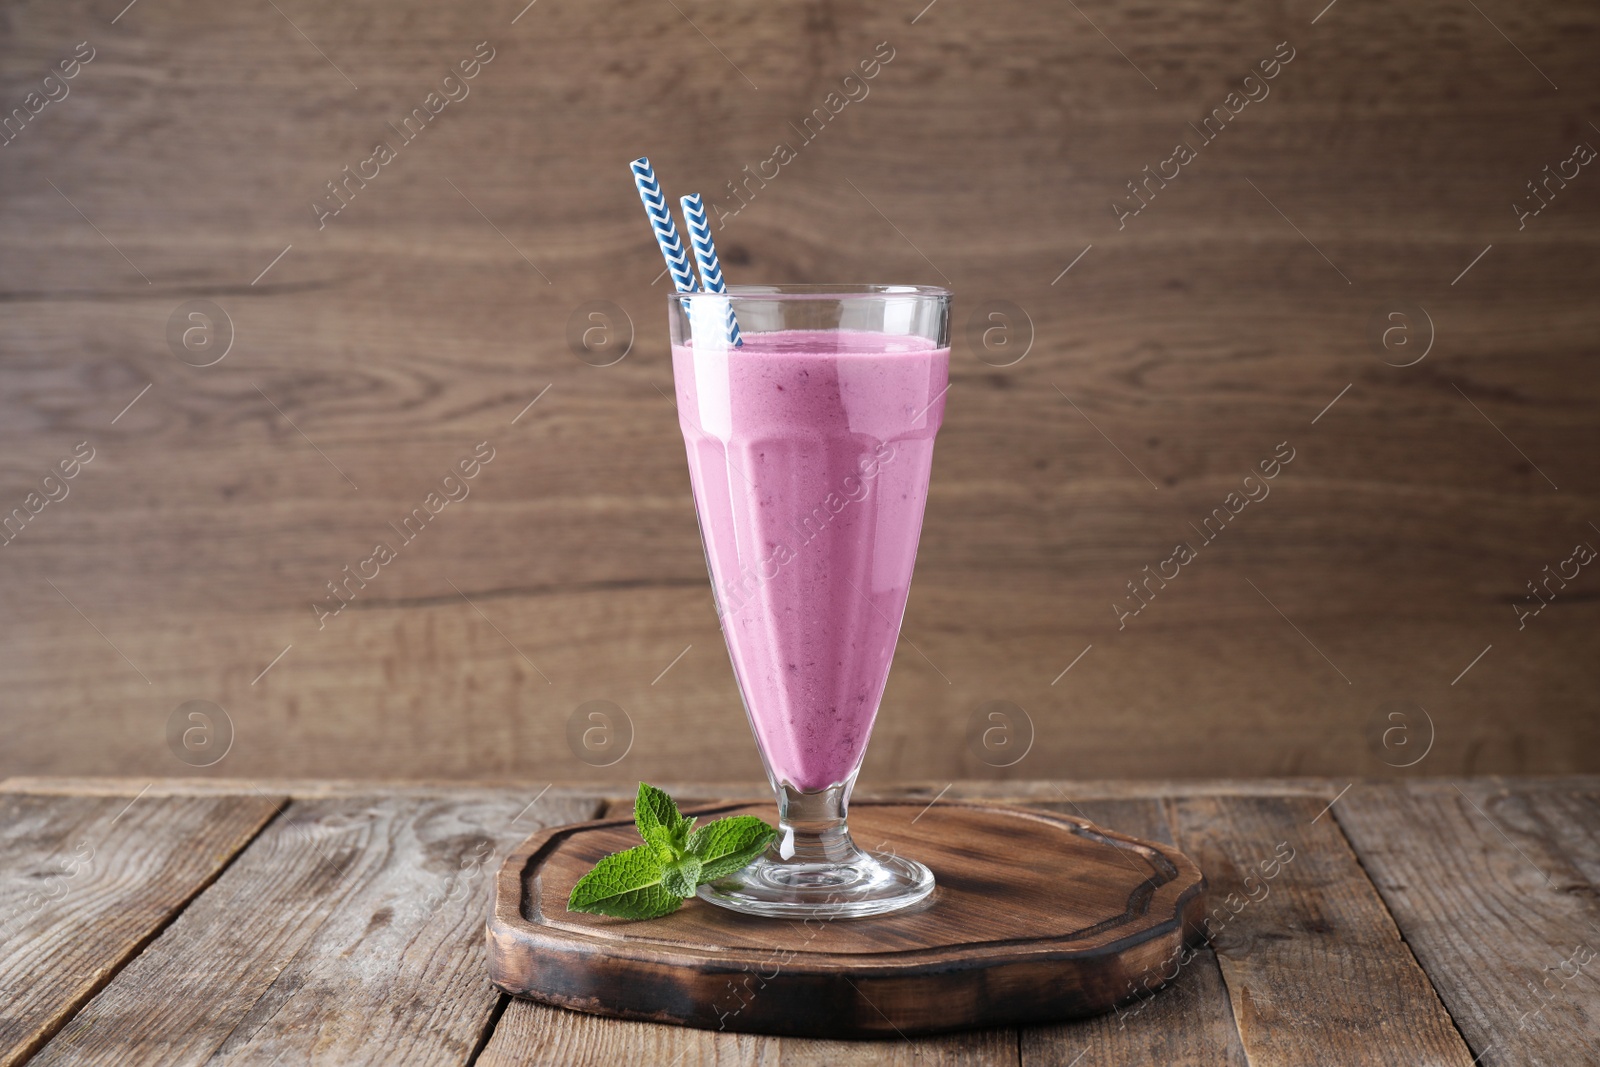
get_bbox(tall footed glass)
[669,285,950,918]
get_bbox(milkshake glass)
[669,284,950,917]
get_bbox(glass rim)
[670,283,950,302]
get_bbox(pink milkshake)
[673,328,948,793]
[670,285,950,918]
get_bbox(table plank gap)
[25,792,600,1066]
[25,794,293,1055]
[1326,801,1491,1064]
[1169,794,1476,1066]
[463,992,511,1067]
[1020,798,1247,1066]
[479,1000,768,1066]
[0,793,283,1067]
[478,996,1021,1066]
[1336,784,1600,1066]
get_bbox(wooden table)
[1,777,1594,1065]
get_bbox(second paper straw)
[680,193,743,347]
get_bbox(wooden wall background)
[1,0,1596,784]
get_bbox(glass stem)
[772,777,865,864]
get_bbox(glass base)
[695,778,935,918]
[697,849,934,918]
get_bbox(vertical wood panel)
[0,0,1592,783]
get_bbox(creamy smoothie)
[673,328,948,793]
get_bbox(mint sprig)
[567,783,777,920]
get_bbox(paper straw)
[629,157,698,297]
[680,193,743,347]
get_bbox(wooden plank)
[1020,798,1247,1066]
[476,1005,772,1067]
[1168,795,1476,1066]
[477,1001,1018,1067]
[0,792,280,1067]
[26,792,599,1066]
[1520,789,1600,887]
[772,1035,1017,1067]
[1337,785,1600,1066]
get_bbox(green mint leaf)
[660,855,703,898]
[687,815,778,882]
[566,845,682,919]
[568,785,770,921]
[634,782,691,859]
[669,815,695,853]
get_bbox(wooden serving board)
[487,800,1208,1037]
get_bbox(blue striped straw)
[629,157,698,299]
[680,193,744,347]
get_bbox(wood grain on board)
[488,800,1206,1036]
[1337,784,1600,1067]
[0,792,281,1067]
[25,792,599,1067]
[479,796,1212,1065]
[0,0,1597,787]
